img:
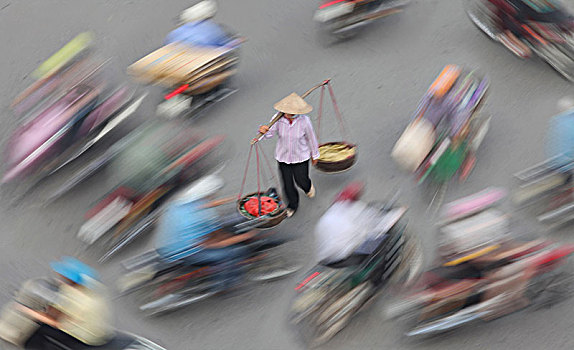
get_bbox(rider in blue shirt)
[165,0,237,48]
[156,199,256,291]
[165,20,232,48]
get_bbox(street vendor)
[257,93,320,218]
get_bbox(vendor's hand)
[312,158,318,166]
[259,125,270,134]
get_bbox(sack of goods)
[391,118,436,172]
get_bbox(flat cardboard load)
[157,56,239,88]
[128,43,236,86]
[186,69,238,95]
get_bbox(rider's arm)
[15,304,61,328]
[201,229,258,248]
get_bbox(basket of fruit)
[315,141,357,173]
[237,188,287,229]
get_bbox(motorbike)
[513,106,574,229]
[314,0,410,40]
[3,32,146,191]
[128,1,244,119]
[513,156,574,229]
[116,196,301,316]
[466,0,574,81]
[0,278,166,349]
[392,65,491,207]
[385,187,574,338]
[288,189,423,347]
[44,120,226,262]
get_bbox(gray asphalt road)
[1,0,574,349]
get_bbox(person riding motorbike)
[155,192,258,292]
[15,257,114,349]
[314,182,399,267]
[487,0,574,55]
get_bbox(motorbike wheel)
[534,44,574,82]
[388,235,424,288]
[156,94,193,120]
[139,290,217,317]
[310,314,352,348]
[465,0,500,41]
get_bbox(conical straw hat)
[273,93,313,114]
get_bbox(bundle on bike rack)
[391,64,491,185]
[128,42,239,96]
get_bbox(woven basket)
[315,142,357,173]
[237,192,287,229]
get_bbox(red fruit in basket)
[244,196,278,217]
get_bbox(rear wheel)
[465,0,500,41]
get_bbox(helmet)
[557,97,574,114]
[173,175,225,204]
[334,181,365,203]
[50,257,99,286]
[180,0,217,23]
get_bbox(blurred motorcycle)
[0,277,165,349]
[314,0,410,40]
[45,120,226,262]
[129,1,244,119]
[3,32,145,190]
[289,185,423,346]
[116,183,301,316]
[385,187,574,338]
[117,222,300,316]
[513,104,574,229]
[392,65,491,207]
[466,0,574,81]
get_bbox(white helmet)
[557,96,574,114]
[180,0,217,23]
[173,175,225,204]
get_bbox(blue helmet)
[50,257,99,286]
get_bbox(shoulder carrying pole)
[251,79,331,145]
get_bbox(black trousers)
[278,160,312,211]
